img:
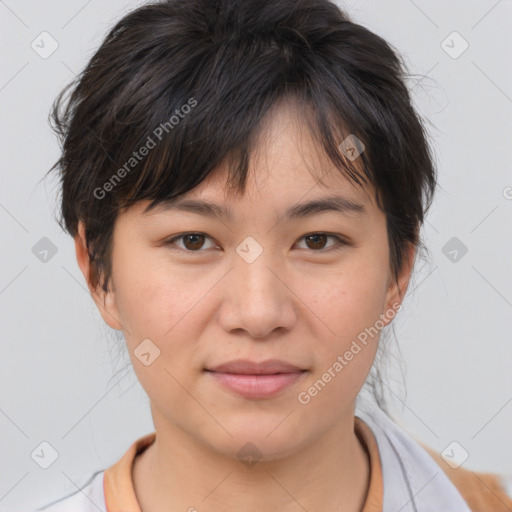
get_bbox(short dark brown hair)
[48,0,437,296]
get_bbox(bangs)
[78,51,375,215]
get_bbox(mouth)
[204,359,308,399]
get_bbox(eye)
[165,232,218,252]
[295,233,347,251]
[164,232,348,253]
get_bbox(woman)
[38,0,512,510]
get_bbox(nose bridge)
[218,234,295,337]
[233,234,282,303]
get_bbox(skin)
[75,96,415,512]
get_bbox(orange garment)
[418,440,512,512]
[355,417,384,511]
[104,417,383,512]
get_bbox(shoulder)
[356,402,512,511]
[419,442,512,512]
[33,471,106,512]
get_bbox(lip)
[207,358,305,374]
[205,359,307,399]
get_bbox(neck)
[132,408,370,512]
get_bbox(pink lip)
[205,359,307,399]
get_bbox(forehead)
[242,95,371,192]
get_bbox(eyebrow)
[148,195,367,222]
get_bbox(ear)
[74,221,123,330]
[382,242,417,326]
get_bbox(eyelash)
[164,232,348,253]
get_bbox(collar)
[354,400,472,511]
[103,415,383,511]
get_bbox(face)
[76,97,413,462]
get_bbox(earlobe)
[74,221,123,331]
[96,289,124,331]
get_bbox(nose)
[216,249,297,339]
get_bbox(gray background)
[1,0,511,510]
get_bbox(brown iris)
[304,234,328,250]
[182,234,206,250]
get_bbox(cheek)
[295,276,385,415]
[112,254,206,341]
[112,263,208,407]
[111,257,221,398]
[301,250,389,343]
[293,246,389,400]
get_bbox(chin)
[199,417,310,464]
